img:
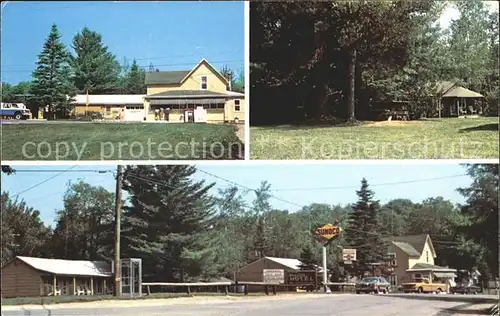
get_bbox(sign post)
[314,224,342,293]
[342,248,357,265]
[322,245,329,293]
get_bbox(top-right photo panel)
[249,0,499,160]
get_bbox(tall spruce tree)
[71,27,121,94]
[125,59,146,94]
[121,165,216,282]
[344,178,386,278]
[298,244,317,270]
[30,24,75,119]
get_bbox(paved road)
[1,294,486,316]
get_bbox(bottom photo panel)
[1,163,498,316]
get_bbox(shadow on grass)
[253,121,371,131]
[459,123,499,133]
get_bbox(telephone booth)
[120,258,142,297]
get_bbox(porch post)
[90,277,94,295]
[104,279,107,294]
[53,275,57,296]
[73,277,76,295]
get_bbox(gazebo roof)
[442,86,483,98]
[434,81,483,98]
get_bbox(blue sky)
[1,1,244,84]
[2,163,473,226]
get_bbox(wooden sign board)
[286,271,317,286]
[342,248,357,262]
[263,269,285,284]
[315,224,341,243]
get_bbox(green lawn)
[2,123,243,160]
[251,117,499,159]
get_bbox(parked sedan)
[451,283,482,294]
[355,277,391,294]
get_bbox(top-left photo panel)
[1,1,246,161]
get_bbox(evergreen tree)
[71,27,121,94]
[125,59,146,94]
[457,164,499,280]
[344,178,386,278]
[121,165,216,282]
[30,24,75,120]
[298,244,317,270]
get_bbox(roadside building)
[382,234,457,288]
[1,256,113,298]
[144,59,245,123]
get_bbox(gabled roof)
[238,256,323,273]
[265,257,323,272]
[10,256,112,277]
[144,59,229,86]
[386,234,436,258]
[73,94,145,105]
[266,257,303,270]
[145,71,190,85]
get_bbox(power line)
[1,59,244,73]
[1,50,243,68]
[196,169,305,209]
[9,169,113,173]
[271,174,469,191]
[10,165,77,199]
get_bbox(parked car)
[451,283,482,294]
[401,278,446,294]
[1,102,31,120]
[355,277,391,294]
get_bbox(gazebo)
[435,81,484,118]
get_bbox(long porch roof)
[407,262,457,272]
[15,256,112,277]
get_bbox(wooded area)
[1,164,497,284]
[250,0,499,125]
[1,25,244,119]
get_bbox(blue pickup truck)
[1,102,31,120]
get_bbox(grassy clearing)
[251,117,499,159]
[1,122,243,160]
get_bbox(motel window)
[234,99,241,112]
[200,76,208,90]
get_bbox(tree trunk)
[348,48,357,122]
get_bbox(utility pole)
[114,165,123,297]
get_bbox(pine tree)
[126,59,146,94]
[121,165,216,282]
[71,27,121,94]
[298,244,317,271]
[30,24,75,119]
[344,178,387,278]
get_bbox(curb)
[386,294,497,304]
